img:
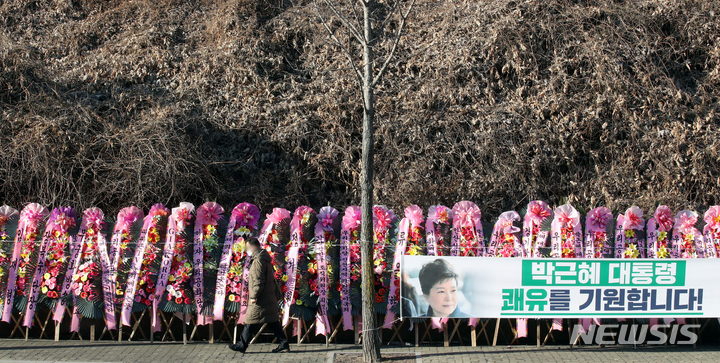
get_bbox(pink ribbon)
[339,206,359,330]
[2,203,48,323]
[193,202,225,325]
[53,227,85,325]
[215,203,256,321]
[450,202,482,327]
[451,201,483,256]
[488,211,520,257]
[614,214,625,258]
[522,201,550,257]
[383,217,409,328]
[90,208,118,330]
[584,207,612,258]
[550,204,582,258]
[282,207,314,326]
[120,208,156,326]
[23,211,59,327]
[240,207,289,324]
[110,207,144,271]
[703,225,717,258]
[314,206,336,336]
[154,203,194,331]
[674,210,704,258]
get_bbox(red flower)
[80,292,88,299]
[175,297,183,304]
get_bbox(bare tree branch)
[375,0,401,38]
[372,0,416,86]
[321,0,366,46]
[314,0,365,84]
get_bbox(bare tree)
[313,0,416,361]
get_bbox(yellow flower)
[658,231,667,241]
[41,286,48,294]
[44,273,51,279]
[228,294,235,301]
[624,244,639,258]
[296,299,303,305]
[81,275,88,282]
[168,275,176,282]
[282,275,288,282]
[658,246,668,258]
[625,230,635,238]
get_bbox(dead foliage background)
[1,0,719,219]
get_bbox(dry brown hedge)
[1,0,719,219]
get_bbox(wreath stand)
[386,318,408,345]
[492,318,519,346]
[118,310,148,342]
[55,307,73,341]
[10,312,27,339]
[442,318,464,346]
[416,320,436,347]
[282,317,315,346]
[327,316,346,344]
[354,316,362,345]
[25,309,53,341]
[159,311,177,342]
[694,318,714,348]
[470,319,491,346]
[541,318,564,345]
[217,313,236,342]
[97,316,116,341]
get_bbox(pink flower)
[704,206,720,231]
[554,204,579,227]
[291,206,315,231]
[622,206,644,230]
[373,205,396,231]
[586,207,612,231]
[317,206,339,231]
[497,211,521,234]
[404,205,424,227]
[197,202,224,225]
[83,207,104,230]
[654,205,673,231]
[674,210,698,235]
[266,208,291,225]
[428,205,452,225]
[116,206,144,233]
[452,201,481,229]
[342,206,362,231]
[232,203,260,228]
[526,201,551,226]
[149,203,170,217]
[172,202,195,230]
[0,205,19,227]
[20,203,49,230]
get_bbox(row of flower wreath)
[1,201,719,333]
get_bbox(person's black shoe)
[271,342,290,353]
[228,343,246,353]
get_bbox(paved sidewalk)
[0,340,719,363]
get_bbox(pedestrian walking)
[228,237,289,353]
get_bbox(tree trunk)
[360,1,381,362]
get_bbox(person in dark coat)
[228,237,289,353]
